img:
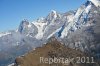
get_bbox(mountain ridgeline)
[0,0,100,66]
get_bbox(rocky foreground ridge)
[12,38,100,66]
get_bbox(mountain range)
[0,0,100,66]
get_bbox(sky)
[0,0,86,32]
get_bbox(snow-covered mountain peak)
[51,10,57,14]
[18,19,30,33]
[89,0,100,7]
[20,19,29,27]
[46,10,58,20]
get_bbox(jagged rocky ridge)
[0,0,100,66]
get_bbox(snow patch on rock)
[0,32,11,37]
[89,0,100,7]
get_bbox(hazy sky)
[0,0,86,32]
